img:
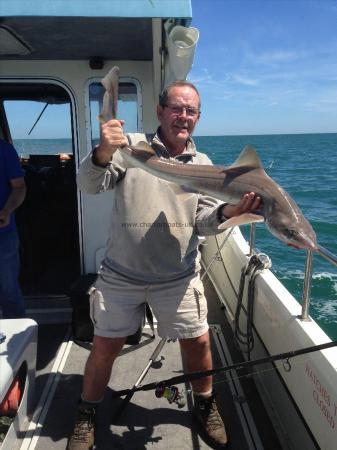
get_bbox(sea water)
[13,133,337,339]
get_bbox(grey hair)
[159,81,201,109]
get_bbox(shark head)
[218,145,318,252]
[265,196,318,251]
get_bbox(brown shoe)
[67,404,96,450]
[193,392,228,449]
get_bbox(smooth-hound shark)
[98,66,318,251]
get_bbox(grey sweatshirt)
[77,131,225,282]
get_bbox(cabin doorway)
[0,82,81,297]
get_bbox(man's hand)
[222,192,262,219]
[0,178,26,228]
[0,209,10,228]
[94,119,129,165]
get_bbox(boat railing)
[248,224,337,321]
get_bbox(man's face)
[157,86,200,150]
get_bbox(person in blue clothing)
[0,139,26,318]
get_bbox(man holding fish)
[68,79,261,449]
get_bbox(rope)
[234,253,272,359]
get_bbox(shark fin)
[218,213,264,230]
[227,145,264,171]
[129,141,156,155]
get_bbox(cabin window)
[89,81,139,147]
[4,100,72,155]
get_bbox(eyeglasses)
[163,104,200,117]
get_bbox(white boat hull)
[202,228,337,450]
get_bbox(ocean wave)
[311,299,337,323]
[274,269,305,280]
[274,269,337,310]
[312,272,337,281]
[275,269,337,281]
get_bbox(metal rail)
[247,228,337,321]
[249,223,256,256]
[301,245,337,320]
[317,245,337,268]
[301,250,313,321]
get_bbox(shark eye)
[286,229,299,238]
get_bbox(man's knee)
[90,335,126,363]
[179,331,211,354]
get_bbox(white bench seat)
[0,318,38,449]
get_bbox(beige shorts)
[89,268,208,340]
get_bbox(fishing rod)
[112,340,337,404]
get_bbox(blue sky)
[189,0,337,135]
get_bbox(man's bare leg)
[179,330,213,393]
[82,335,126,401]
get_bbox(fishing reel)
[155,383,186,408]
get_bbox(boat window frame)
[84,76,143,155]
[0,77,79,162]
[0,76,84,274]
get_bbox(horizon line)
[12,131,337,140]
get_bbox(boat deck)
[14,275,282,450]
